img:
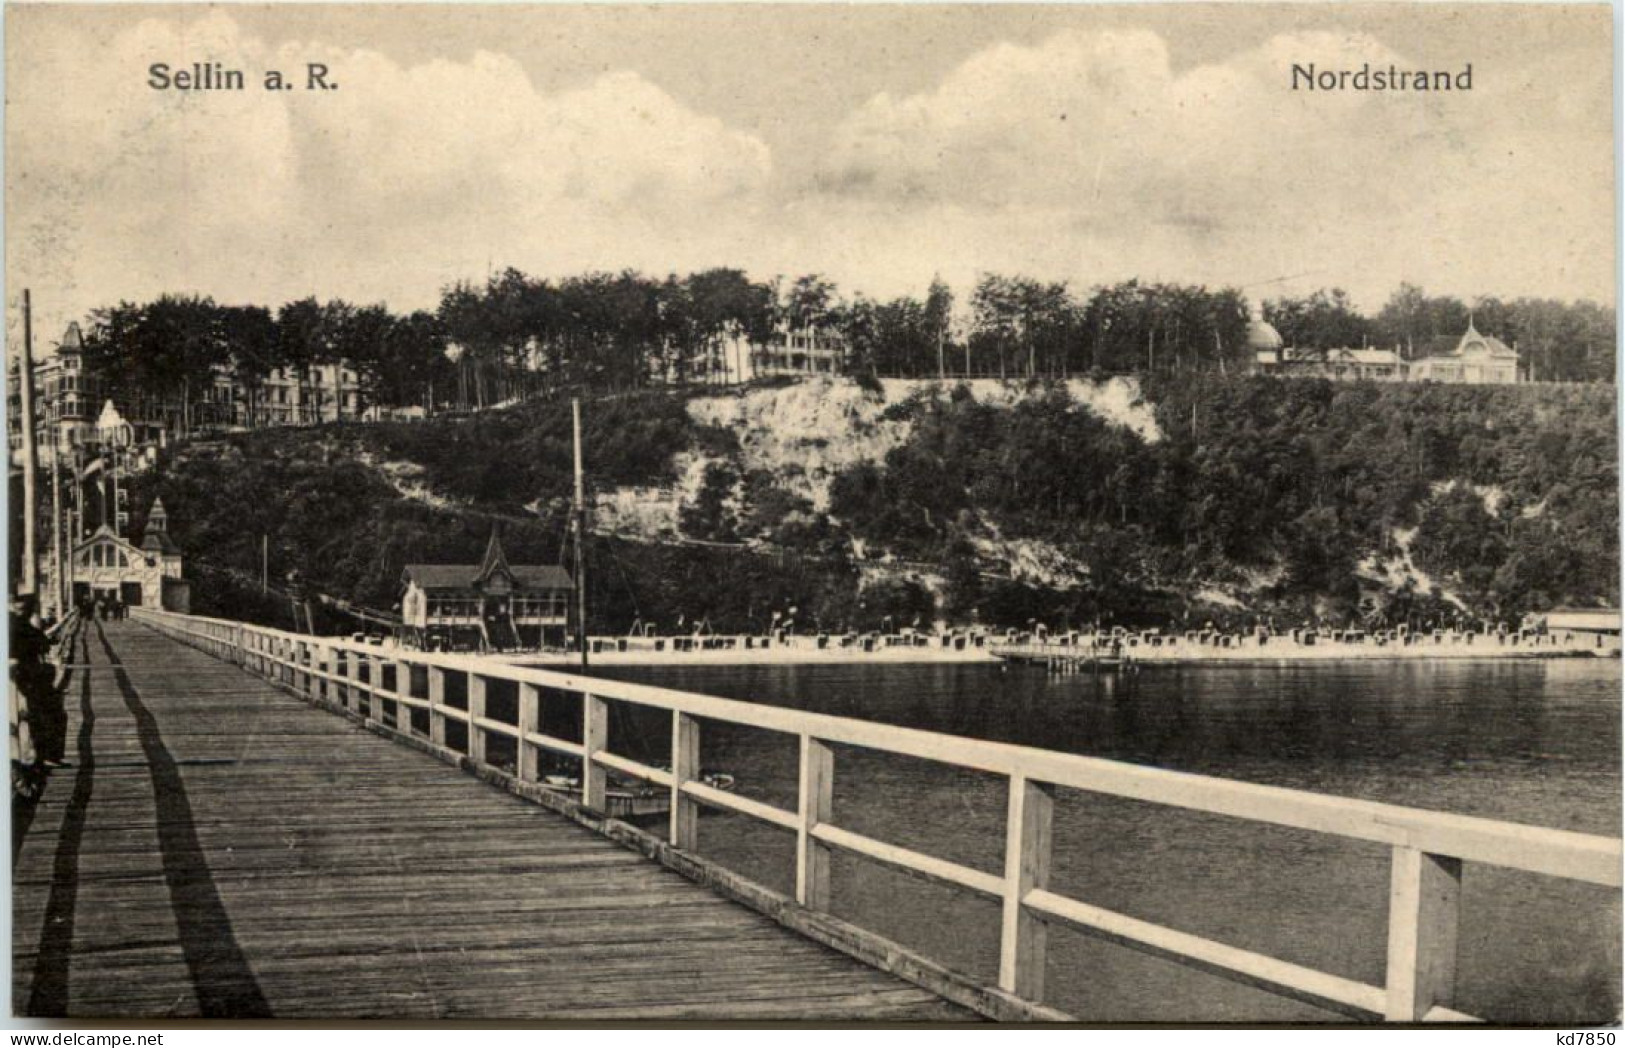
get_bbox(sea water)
[589,659,1622,1022]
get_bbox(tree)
[275,297,331,372]
[925,277,954,379]
[679,461,740,542]
[331,304,394,419]
[1373,284,1469,359]
[219,305,278,425]
[1263,288,1372,350]
[126,295,230,435]
[379,311,452,410]
[970,274,1021,379]
[784,275,837,331]
[681,268,774,384]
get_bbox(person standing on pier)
[10,595,64,769]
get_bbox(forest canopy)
[77,273,1614,429]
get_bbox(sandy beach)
[496,632,1621,668]
[518,640,1000,667]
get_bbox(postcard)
[6,2,1618,1028]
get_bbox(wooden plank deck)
[12,619,974,1021]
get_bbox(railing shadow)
[23,620,93,1016]
[94,623,270,1018]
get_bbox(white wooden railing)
[130,607,1621,1022]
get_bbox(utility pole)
[262,534,269,594]
[572,397,589,671]
[50,440,64,618]
[66,506,77,607]
[17,289,40,598]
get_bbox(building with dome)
[1254,316,1518,385]
[1247,305,1285,360]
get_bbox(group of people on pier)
[86,594,130,621]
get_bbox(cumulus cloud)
[7,10,775,338]
[810,27,1612,307]
[4,12,1612,343]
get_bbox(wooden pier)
[11,619,970,1020]
[13,609,1623,1022]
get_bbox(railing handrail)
[132,606,1620,888]
[130,606,1623,1022]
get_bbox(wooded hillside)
[131,376,1617,635]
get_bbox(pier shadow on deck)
[11,620,973,1022]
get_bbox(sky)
[4,3,1616,348]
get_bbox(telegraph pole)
[50,440,64,618]
[17,289,40,598]
[572,397,589,671]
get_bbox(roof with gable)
[141,530,180,555]
[1454,318,1518,359]
[475,529,513,585]
[1416,318,1518,363]
[138,497,178,554]
[402,563,573,592]
[403,528,572,592]
[72,525,147,560]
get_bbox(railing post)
[517,684,540,782]
[360,655,378,722]
[999,774,1054,1001]
[796,734,833,910]
[392,659,411,735]
[467,673,487,764]
[670,712,700,850]
[428,667,447,746]
[302,642,317,700]
[581,692,607,812]
[1385,846,1462,1021]
[334,648,350,710]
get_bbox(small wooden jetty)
[991,643,1132,673]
